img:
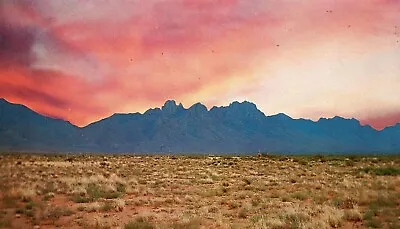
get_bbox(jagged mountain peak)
[226,100,265,118]
[267,113,293,120]
[318,116,360,124]
[0,98,400,153]
[161,100,185,114]
[229,100,257,109]
[162,100,177,110]
[144,107,162,115]
[188,102,208,113]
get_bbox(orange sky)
[1,0,400,130]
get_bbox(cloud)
[0,23,36,66]
[0,84,68,109]
[0,0,399,128]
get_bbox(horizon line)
[2,97,398,131]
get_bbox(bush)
[72,183,122,203]
[102,202,113,212]
[72,196,91,203]
[359,167,400,176]
[343,209,362,222]
[282,212,310,229]
[370,195,397,208]
[243,178,252,185]
[238,207,249,218]
[0,218,11,228]
[170,219,202,229]
[46,206,74,220]
[124,217,154,229]
[25,201,35,210]
[291,192,307,201]
[366,218,382,228]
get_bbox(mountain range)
[0,98,399,154]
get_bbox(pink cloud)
[0,0,399,128]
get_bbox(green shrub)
[370,195,397,208]
[47,206,74,220]
[72,183,123,203]
[243,178,252,185]
[72,196,91,203]
[282,212,310,229]
[25,201,35,210]
[170,219,202,229]
[116,183,126,193]
[238,207,249,218]
[291,192,307,201]
[102,202,113,212]
[343,209,362,222]
[0,218,11,228]
[366,218,382,228]
[359,167,400,176]
[124,217,154,229]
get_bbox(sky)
[1,0,400,130]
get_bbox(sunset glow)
[1,0,400,129]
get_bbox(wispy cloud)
[0,0,399,128]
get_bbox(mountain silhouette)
[0,98,399,154]
[0,98,80,151]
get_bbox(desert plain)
[0,154,399,229]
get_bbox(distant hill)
[0,98,399,154]
[0,98,80,151]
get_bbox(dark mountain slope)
[0,98,80,151]
[0,98,399,153]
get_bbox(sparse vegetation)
[45,206,74,220]
[170,218,202,229]
[124,217,154,229]
[291,192,308,201]
[101,202,113,212]
[0,154,399,228]
[359,166,400,176]
[0,217,11,228]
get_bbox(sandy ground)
[0,154,399,229]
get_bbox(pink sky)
[1,0,399,129]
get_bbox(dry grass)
[0,154,399,228]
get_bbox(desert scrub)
[242,177,252,185]
[24,201,36,212]
[331,196,356,209]
[1,154,400,228]
[169,218,202,229]
[116,183,126,193]
[343,208,362,222]
[72,195,92,203]
[0,217,11,228]
[280,211,310,228]
[14,201,40,218]
[281,195,291,202]
[124,217,154,229]
[1,194,19,208]
[366,218,383,228]
[45,206,74,220]
[291,192,307,201]
[72,183,122,203]
[1,186,35,208]
[238,208,249,219]
[101,202,113,212]
[83,202,102,213]
[358,167,400,176]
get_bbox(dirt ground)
[0,153,399,229]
